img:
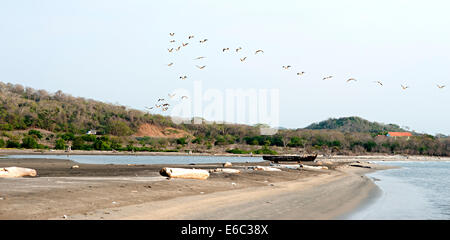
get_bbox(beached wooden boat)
[263,154,317,163]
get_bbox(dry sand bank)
[0,156,394,220]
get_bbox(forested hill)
[305,116,407,133]
[0,81,176,135]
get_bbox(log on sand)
[251,166,282,172]
[210,168,241,174]
[0,167,38,178]
[160,167,210,180]
[301,165,328,171]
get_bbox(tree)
[21,136,39,149]
[107,120,132,136]
[55,139,66,150]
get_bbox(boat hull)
[262,154,317,163]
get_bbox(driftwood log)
[210,168,241,174]
[160,167,210,180]
[251,166,282,172]
[0,167,38,178]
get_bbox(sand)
[0,155,395,220]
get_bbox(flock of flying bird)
[145,32,446,113]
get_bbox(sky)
[0,0,449,134]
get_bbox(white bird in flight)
[255,49,264,54]
[297,72,305,76]
[282,65,291,70]
[437,84,445,89]
[179,76,187,80]
[169,33,175,36]
[374,81,383,86]
[194,56,206,60]
[167,63,173,66]
[401,84,409,90]
[223,48,230,52]
[236,47,242,52]
[347,78,357,82]
[240,57,247,62]
[199,39,208,43]
[196,65,206,69]
[323,76,333,80]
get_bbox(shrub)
[55,139,66,150]
[28,130,43,139]
[6,139,21,148]
[226,148,251,154]
[0,139,5,148]
[21,136,39,149]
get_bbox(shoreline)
[0,156,402,220]
[1,149,449,161]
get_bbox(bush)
[55,139,66,150]
[28,130,43,139]
[82,134,97,142]
[252,146,278,155]
[6,139,21,148]
[0,139,5,148]
[176,137,187,145]
[21,136,39,149]
[226,148,251,154]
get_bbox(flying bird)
[181,96,188,99]
[374,81,383,86]
[240,57,247,62]
[155,104,161,108]
[199,39,208,43]
[401,84,409,90]
[347,78,357,82]
[282,65,291,70]
[168,93,176,98]
[167,63,173,66]
[255,50,264,54]
[157,98,165,102]
[194,56,206,60]
[169,40,175,43]
[144,106,154,110]
[437,84,445,89]
[322,76,333,80]
[236,47,242,52]
[182,42,189,47]
[168,48,174,52]
[223,48,230,52]
[196,65,206,69]
[162,103,170,107]
[180,75,187,80]
[188,35,194,39]
[297,72,305,76]
[175,46,181,51]
[169,33,175,36]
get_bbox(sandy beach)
[0,154,414,220]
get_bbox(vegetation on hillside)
[305,116,406,133]
[1,82,448,156]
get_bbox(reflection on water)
[347,161,450,220]
[0,154,263,165]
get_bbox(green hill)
[0,81,177,135]
[305,116,406,133]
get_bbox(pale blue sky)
[0,0,449,134]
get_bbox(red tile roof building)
[387,132,413,137]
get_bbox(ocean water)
[346,161,450,220]
[0,154,263,165]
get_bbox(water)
[347,161,450,220]
[0,154,263,165]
